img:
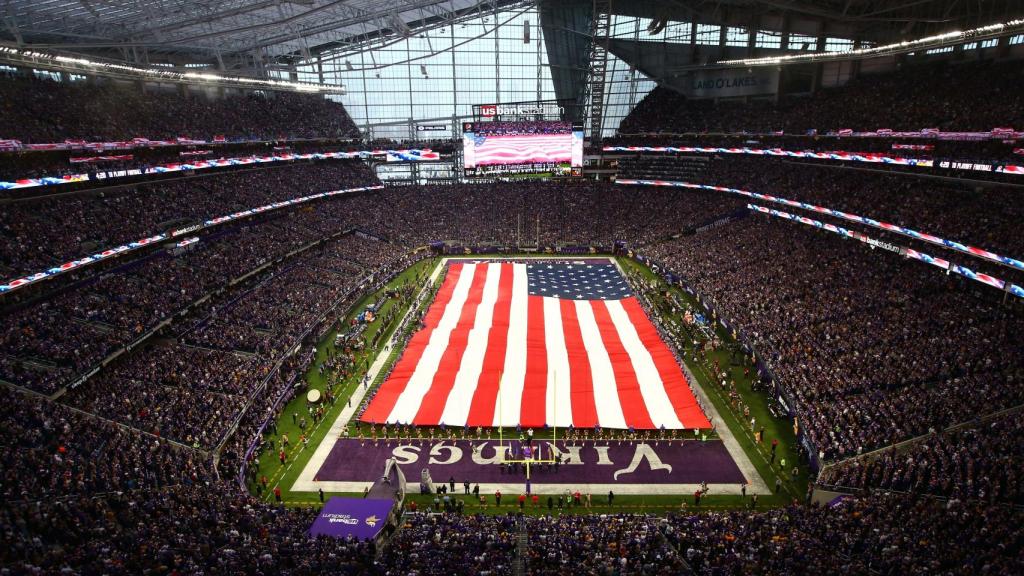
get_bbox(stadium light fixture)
[0,44,345,94]
[717,18,1024,67]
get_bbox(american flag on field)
[472,133,573,166]
[360,261,711,430]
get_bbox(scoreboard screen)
[462,121,583,177]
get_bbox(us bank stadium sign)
[474,101,565,120]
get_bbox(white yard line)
[292,258,447,491]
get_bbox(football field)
[288,257,768,497]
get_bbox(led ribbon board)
[747,203,1023,299]
[603,146,1023,175]
[0,185,385,294]
[615,179,1024,273]
[0,150,440,191]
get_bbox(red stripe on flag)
[360,263,463,423]
[519,295,548,428]
[465,263,514,426]
[559,298,598,429]
[413,264,490,424]
[620,298,711,429]
[590,300,655,429]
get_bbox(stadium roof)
[0,0,523,71]
[6,0,1020,71]
[612,0,1024,41]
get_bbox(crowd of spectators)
[0,165,376,395]
[64,342,269,449]
[181,234,405,358]
[4,48,1024,575]
[604,133,1024,166]
[7,171,1019,461]
[623,154,1024,273]
[528,513,684,575]
[619,59,1024,134]
[363,137,460,153]
[0,74,360,143]
[0,139,455,188]
[0,141,366,184]
[699,157,1024,282]
[472,120,573,135]
[615,154,711,182]
[0,386,205,502]
[820,410,1024,504]
[0,159,377,277]
[59,232,406,449]
[639,212,1024,461]
[341,181,741,249]
[3,480,379,574]
[6,477,1021,574]
[667,493,1023,575]
[0,158,1020,575]
[384,512,518,575]
[0,184,1019,573]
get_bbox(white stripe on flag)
[387,263,477,424]
[573,299,627,429]
[542,296,574,428]
[605,299,684,429]
[493,263,528,427]
[438,262,502,425]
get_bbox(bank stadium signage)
[170,224,202,237]
[679,69,780,99]
[475,102,564,120]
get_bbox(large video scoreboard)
[462,120,584,177]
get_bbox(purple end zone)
[315,439,746,485]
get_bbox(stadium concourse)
[2,0,1024,573]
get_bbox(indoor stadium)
[1,0,1022,573]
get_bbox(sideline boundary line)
[291,258,447,491]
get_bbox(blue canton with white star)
[526,263,632,300]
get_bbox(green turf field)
[247,255,807,513]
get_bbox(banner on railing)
[605,144,934,167]
[603,145,1024,176]
[748,203,1023,299]
[0,184,385,294]
[615,127,1022,141]
[0,149,440,191]
[616,178,1024,274]
[69,154,134,164]
[0,132,368,153]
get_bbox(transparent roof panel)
[307,7,556,140]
